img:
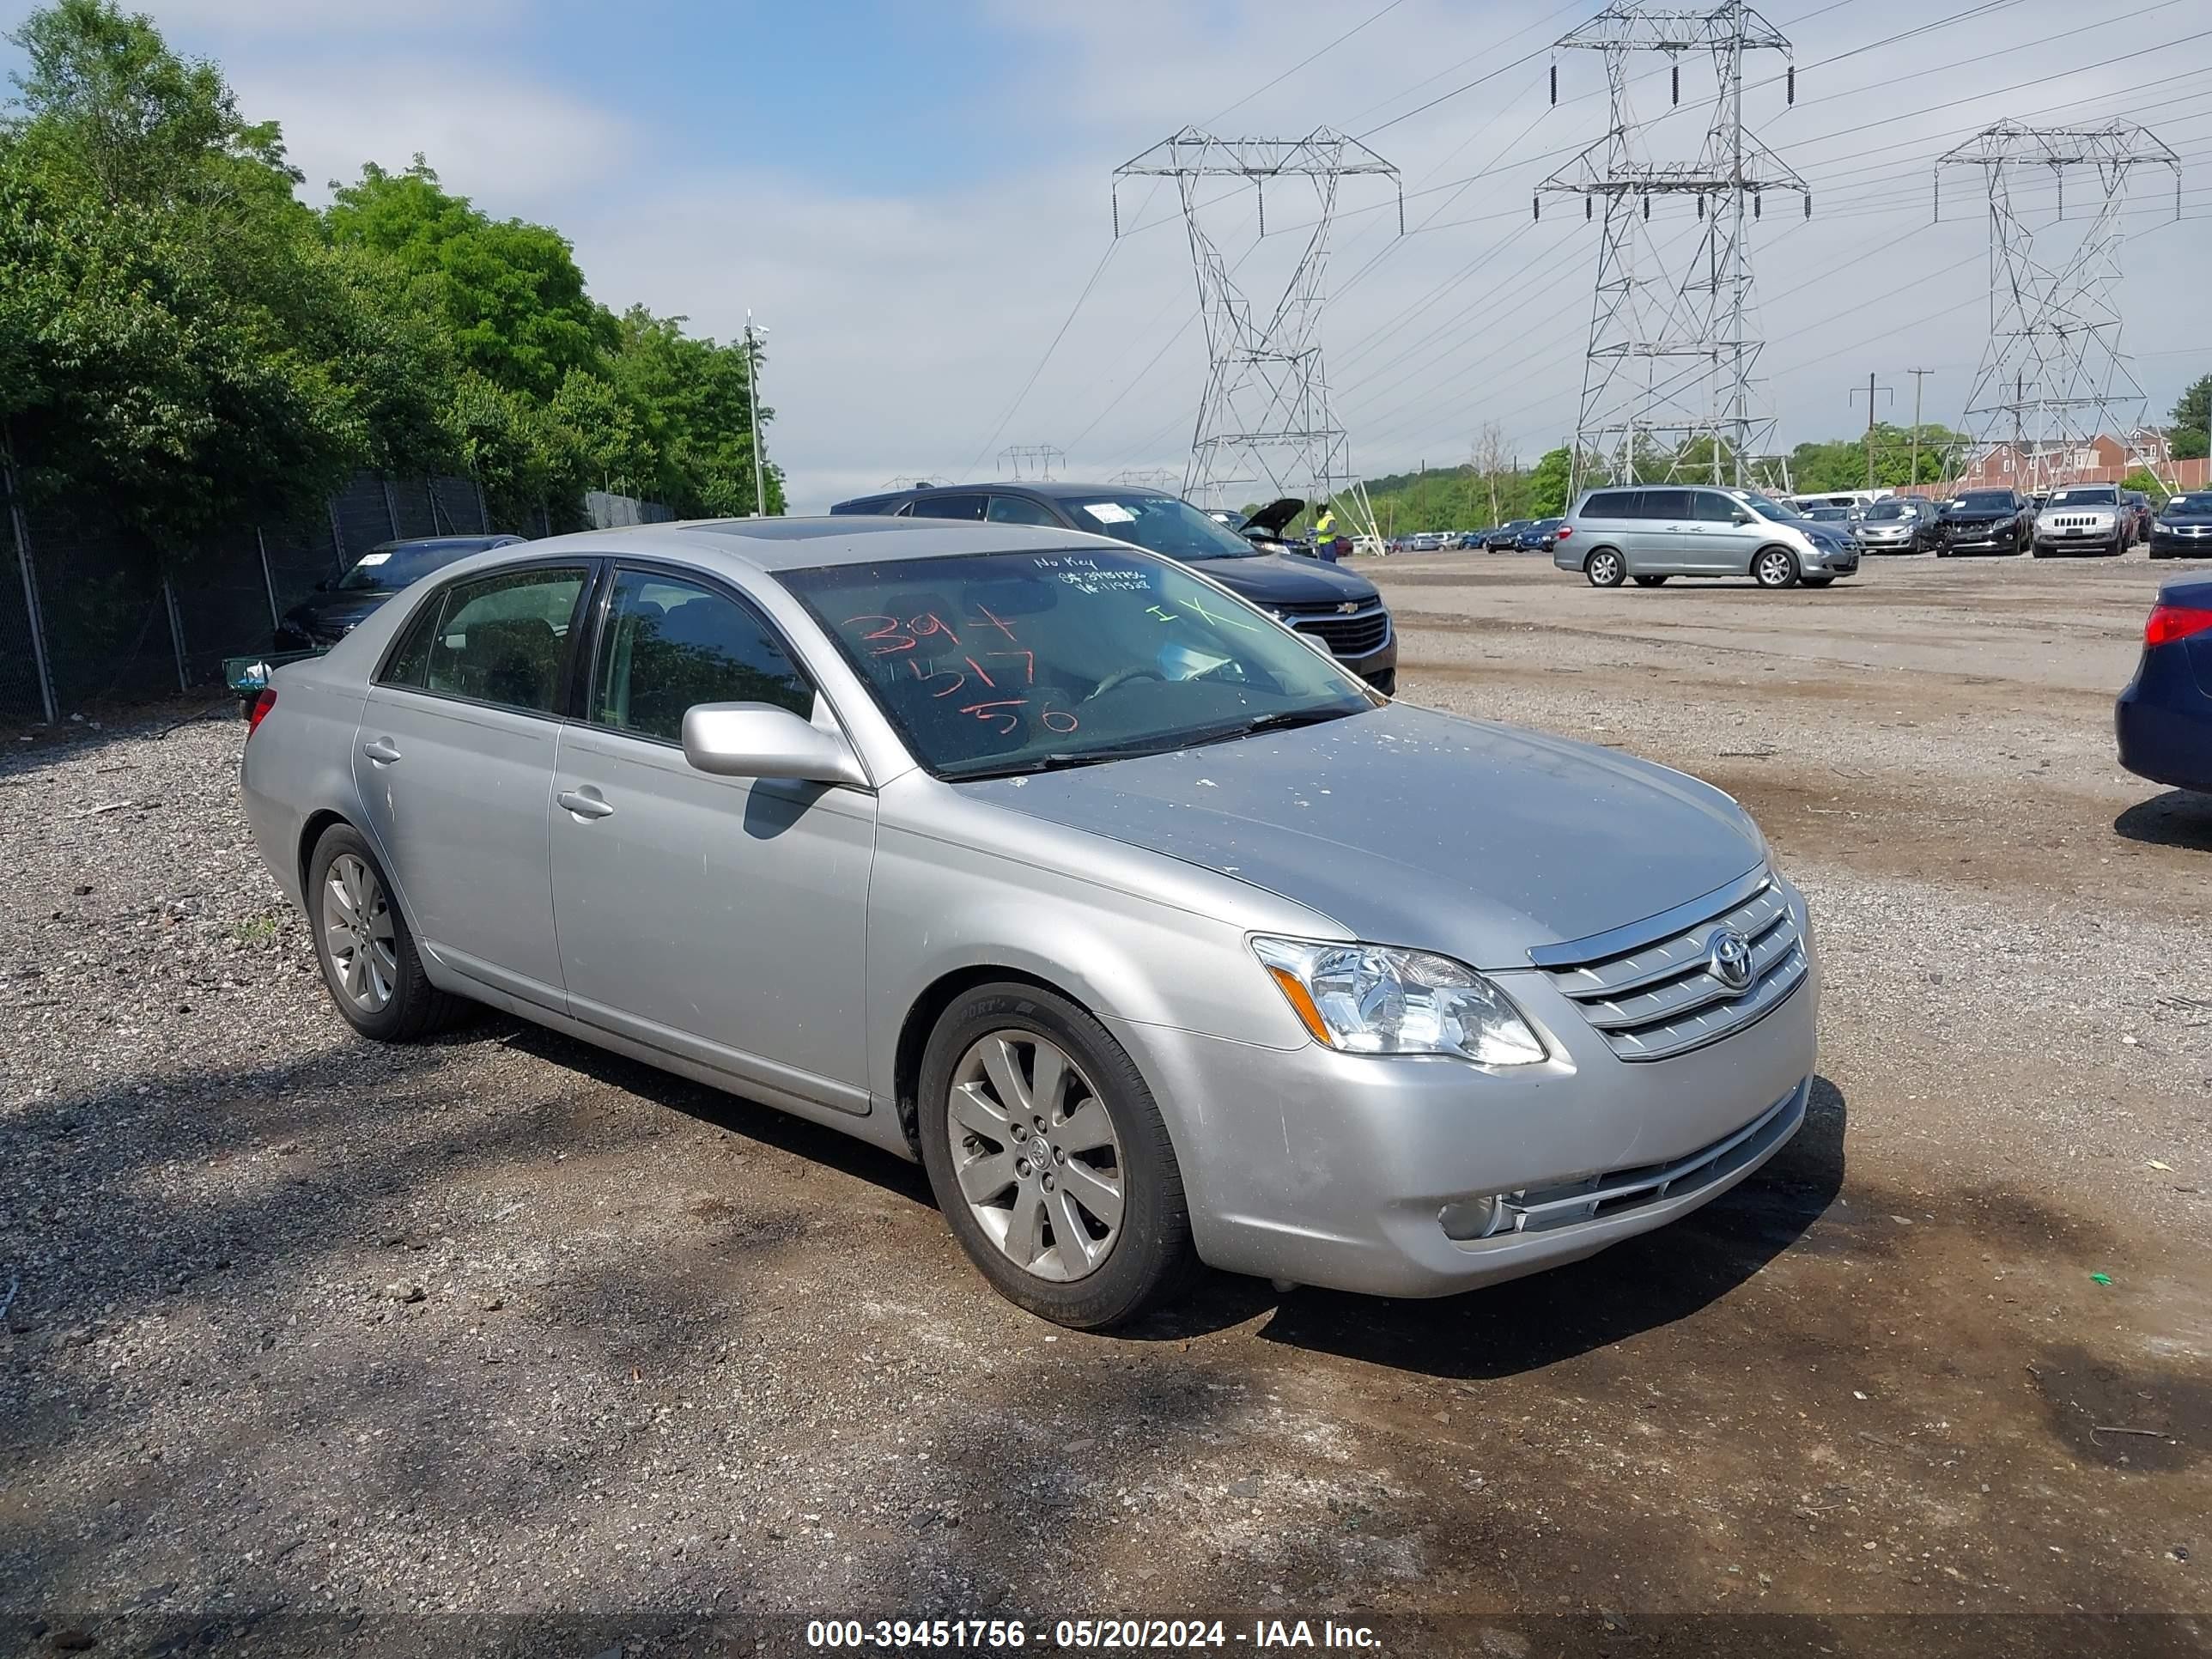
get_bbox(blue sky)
[5,0,2209,509]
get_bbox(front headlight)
[1250,936,1547,1066]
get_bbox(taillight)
[1554,525,1574,540]
[2145,604,2212,648]
[246,688,276,736]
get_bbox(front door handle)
[362,737,401,765]
[557,787,616,821]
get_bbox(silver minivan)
[1555,486,1860,590]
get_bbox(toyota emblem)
[1707,927,1753,992]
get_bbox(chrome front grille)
[1538,875,1808,1062]
[2046,513,2109,530]
[1283,602,1391,659]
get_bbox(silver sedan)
[240,518,1819,1328]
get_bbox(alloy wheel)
[321,853,398,1013]
[1755,550,1796,587]
[947,1030,1125,1282]
[1587,550,1623,586]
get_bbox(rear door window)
[1641,489,1694,523]
[381,565,589,715]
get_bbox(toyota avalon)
[240,519,1818,1328]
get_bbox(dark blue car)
[2116,576,2212,794]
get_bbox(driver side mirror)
[1731,508,1753,525]
[682,702,870,789]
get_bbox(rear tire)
[1753,547,1800,589]
[1584,548,1626,587]
[305,823,468,1042]
[917,983,1194,1329]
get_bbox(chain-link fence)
[0,471,501,723]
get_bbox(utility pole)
[742,312,769,516]
[1850,374,1893,489]
[1905,367,1936,487]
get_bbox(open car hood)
[1242,497,1310,536]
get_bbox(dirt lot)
[1,550,2207,1657]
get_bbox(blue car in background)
[2117,576,2212,795]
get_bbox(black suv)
[830,483,1395,692]
[1936,490,2031,556]
[274,534,525,650]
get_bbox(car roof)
[368,533,522,552]
[451,515,1137,575]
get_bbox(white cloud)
[228,60,636,203]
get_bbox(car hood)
[957,702,1764,969]
[1241,496,1310,535]
[284,591,396,635]
[1196,550,1378,607]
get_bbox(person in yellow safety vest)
[1313,507,1335,553]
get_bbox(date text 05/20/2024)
[805,1618,1382,1650]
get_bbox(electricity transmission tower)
[999,444,1066,481]
[1936,122,2182,494]
[1109,467,1182,489]
[1115,128,1401,545]
[1539,2,1807,494]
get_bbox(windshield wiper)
[1224,708,1352,739]
[951,742,1187,781]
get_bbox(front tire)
[1632,574,1668,586]
[917,983,1194,1328]
[306,823,466,1041]
[1584,548,1626,587]
[1753,546,1801,589]
[1801,575,1835,587]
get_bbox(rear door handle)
[362,738,401,764]
[557,787,616,821]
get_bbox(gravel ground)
[1,553,2208,1657]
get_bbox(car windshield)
[2049,487,2117,506]
[337,540,486,592]
[779,548,1375,781]
[1060,494,1263,562]
[1863,501,1909,520]
[1806,506,1850,520]
[2167,494,2212,516]
[1954,492,2014,511]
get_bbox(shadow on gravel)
[1157,1073,1849,1378]
[2113,789,2212,854]
[494,1021,935,1206]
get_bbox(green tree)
[2170,374,2210,459]
[1526,447,1574,516]
[1,0,379,546]
[325,158,616,402]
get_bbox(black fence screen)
[0,472,505,723]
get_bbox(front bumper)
[1856,529,1920,553]
[2035,523,2123,554]
[2150,529,2212,557]
[1109,889,1821,1297]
